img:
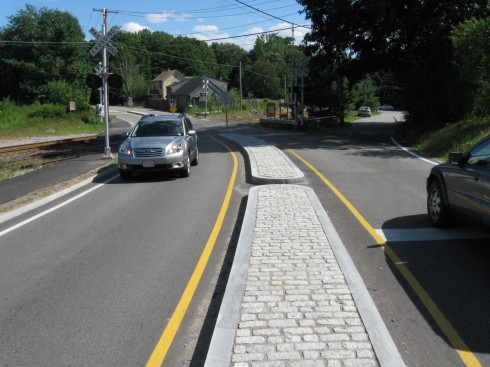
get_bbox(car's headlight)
[119,143,132,156]
[166,143,183,155]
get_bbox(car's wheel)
[119,170,133,180]
[180,154,191,177]
[427,180,452,227]
[191,147,199,166]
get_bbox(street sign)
[169,106,177,113]
[296,60,309,78]
[169,99,176,107]
[220,91,231,105]
[89,27,118,56]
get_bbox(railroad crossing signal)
[89,26,118,56]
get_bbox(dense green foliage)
[451,16,490,117]
[0,5,92,108]
[298,0,490,127]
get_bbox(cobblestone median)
[231,185,379,367]
[220,134,304,184]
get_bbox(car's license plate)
[143,160,155,168]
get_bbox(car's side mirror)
[188,129,196,136]
[122,132,129,138]
[448,152,463,165]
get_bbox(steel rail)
[0,135,99,154]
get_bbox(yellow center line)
[146,138,238,367]
[288,148,482,367]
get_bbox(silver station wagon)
[118,114,199,179]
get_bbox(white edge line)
[116,116,135,127]
[390,137,438,165]
[0,174,119,235]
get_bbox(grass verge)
[398,116,490,161]
[0,100,104,139]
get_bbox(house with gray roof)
[147,69,187,110]
[167,76,228,111]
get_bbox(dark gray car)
[118,114,198,179]
[427,135,490,228]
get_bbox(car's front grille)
[134,148,164,158]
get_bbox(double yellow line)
[288,149,482,367]
[146,139,237,367]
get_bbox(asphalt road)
[237,115,490,367]
[0,125,250,366]
[1,109,489,366]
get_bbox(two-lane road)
[1,109,489,366]
[254,117,490,367]
[0,127,249,366]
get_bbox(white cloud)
[269,22,306,44]
[248,27,264,34]
[193,32,230,42]
[146,11,191,24]
[194,25,219,33]
[122,22,150,33]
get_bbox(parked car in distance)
[118,114,199,179]
[426,135,490,229]
[378,104,395,111]
[357,106,372,117]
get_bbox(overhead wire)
[232,0,311,29]
[116,4,300,21]
[115,0,296,16]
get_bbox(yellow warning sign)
[169,106,177,113]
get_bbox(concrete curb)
[305,188,405,367]
[219,133,304,184]
[205,185,404,367]
[204,185,258,367]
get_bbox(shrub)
[27,103,66,119]
[46,81,91,111]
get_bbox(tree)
[348,75,379,111]
[243,60,283,99]
[246,34,305,101]
[111,46,148,103]
[452,16,490,116]
[169,36,217,77]
[211,42,248,89]
[0,4,90,103]
[297,0,489,126]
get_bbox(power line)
[232,0,310,29]
[116,3,299,21]
[180,12,301,36]
[115,0,296,17]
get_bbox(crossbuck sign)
[89,27,118,56]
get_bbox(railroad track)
[0,135,127,177]
[0,135,99,154]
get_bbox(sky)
[0,0,311,50]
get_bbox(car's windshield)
[132,120,183,137]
